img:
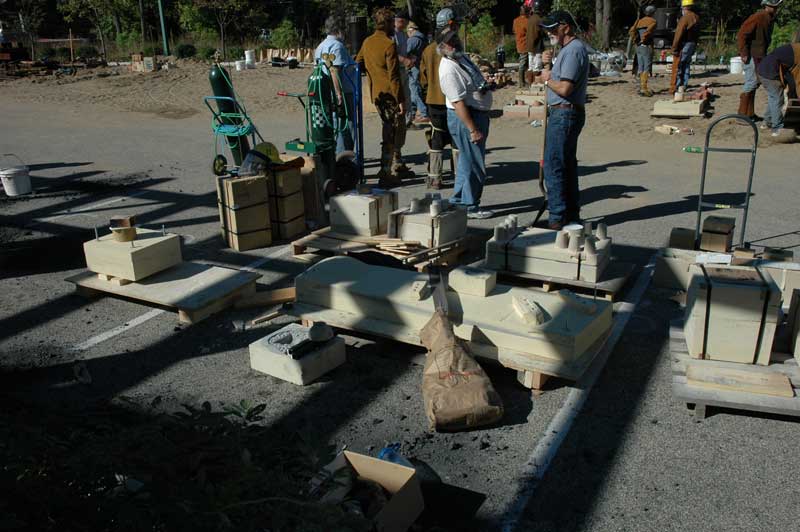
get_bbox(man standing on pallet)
[670,0,701,96]
[356,7,409,188]
[513,5,529,87]
[736,1,783,121]
[629,5,657,97]
[526,0,548,80]
[420,7,460,190]
[540,10,589,230]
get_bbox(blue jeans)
[636,44,652,74]
[408,66,428,119]
[742,57,761,93]
[544,107,585,224]
[761,77,785,131]
[336,92,356,154]
[447,107,489,210]
[677,42,696,89]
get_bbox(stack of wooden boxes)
[217,175,272,252]
[699,216,735,252]
[267,155,306,240]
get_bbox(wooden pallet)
[67,261,260,324]
[669,320,800,421]
[476,260,636,302]
[294,303,610,393]
[292,227,467,271]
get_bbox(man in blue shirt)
[314,16,356,153]
[406,21,430,124]
[539,11,588,229]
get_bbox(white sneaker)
[771,130,781,137]
[467,209,495,220]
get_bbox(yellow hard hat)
[681,0,694,6]
[253,142,282,164]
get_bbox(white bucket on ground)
[245,49,256,67]
[0,154,32,196]
[235,60,246,71]
[730,56,744,74]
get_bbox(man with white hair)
[314,15,356,153]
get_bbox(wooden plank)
[673,377,800,418]
[686,362,795,398]
[67,261,260,314]
[234,287,296,309]
[179,281,256,324]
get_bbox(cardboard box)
[330,190,398,236]
[216,175,272,251]
[700,230,733,253]
[83,228,182,281]
[684,264,781,365]
[269,190,304,223]
[702,216,736,234]
[313,451,424,532]
[272,215,306,240]
[668,227,696,250]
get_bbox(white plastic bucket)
[245,49,256,67]
[730,56,744,74]
[235,60,246,71]
[0,154,32,196]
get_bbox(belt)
[549,103,585,111]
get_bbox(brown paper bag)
[419,310,504,431]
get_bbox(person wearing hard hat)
[526,0,548,77]
[670,0,701,95]
[736,0,783,121]
[419,7,460,190]
[629,5,657,97]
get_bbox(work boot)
[377,168,402,189]
[737,92,749,116]
[746,92,762,121]
[392,152,410,174]
[427,149,444,190]
[640,73,653,97]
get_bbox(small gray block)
[250,332,346,385]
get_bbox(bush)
[464,14,499,58]
[227,46,244,60]
[770,23,800,51]
[39,47,57,60]
[176,43,197,58]
[269,18,300,49]
[143,44,163,57]
[76,45,98,59]
[198,46,217,60]
[57,47,72,61]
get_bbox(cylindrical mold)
[568,233,581,253]
[555,231,569,249]
[596,223,608,240]
[409,198,422,213]
[430,200,443,216]
[584,237,597,256]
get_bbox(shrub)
[198,46,217,60]
[227,46,244,60]
[770,23,800,51]
[143,44,163,57]
[76,45,98,58]
[39,47,57,60]
[269,18,300,49]
[176,43,197,58]
[464,14,499,58]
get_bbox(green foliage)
[57,46,73,60]
[199,45,218,59]
[76,45,99,58]
[39,47,57,60]
[771,22,800,50]
[176,42,198,58]
[1,398,371,531]
[228,46,245,59]
[270,18,301,49]
[465,13,499,57]
[143,44,163,56]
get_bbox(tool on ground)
[205,60,265,175]
[687,114,758,250]
[531,87,550,227]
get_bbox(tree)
[59,0,112,57]
[196,0,247,59]
[16,0,46,60]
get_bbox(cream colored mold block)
[485,226,611,282]
[329,190,398,236]
[398,207,467,248]
[684,264,781,365]
[449,266,497,297]
[293,256,612,363]
[83,228,182,281]
[249,335,346,386]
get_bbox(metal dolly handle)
[693,113,758,250]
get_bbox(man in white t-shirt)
[437,29,493,219]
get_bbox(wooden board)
[234,287,296,309]
[292,303,611,392]
[478,260,636,302]
[67,261,260,324]
[686,363,794,398]
[670,320,800,421]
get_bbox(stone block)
[668,227,696,250]
[329,190,397,236]
[249,324,346,385]
[684,264,781,365]
[83,228,182,281]
[449,266,497,297]
[398,199,467,248]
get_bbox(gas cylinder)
[209,63,249,166]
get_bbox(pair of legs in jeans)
[447,107,489,213]
[336,92,355,154]
[671,41,696,93]
[407,66,428,120]
[761,77,786,133]
[544,107,585,226]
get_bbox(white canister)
[730,56,744,75]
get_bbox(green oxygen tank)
[308,65,337,193]
[209,63,250,166]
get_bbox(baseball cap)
[539,10,578,30]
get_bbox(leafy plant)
[143,44,163,56]
[269,18,301,49]
[198,45,218,59]
[76,45,98,58]
[176,43,198,58]
[228,46,245,60]
[465,13,499,57]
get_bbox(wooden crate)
[670,320,800,421]
[66,262,260,324]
